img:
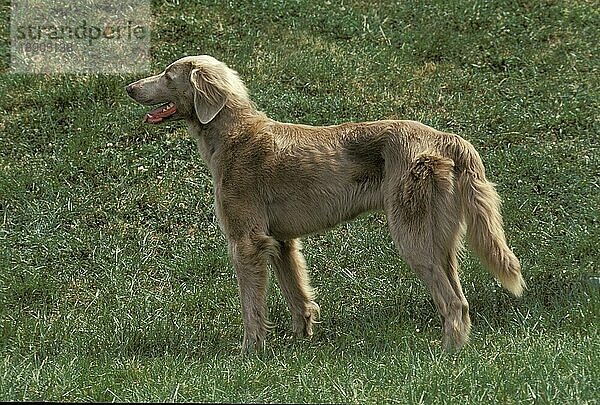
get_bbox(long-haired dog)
[127,55,525,351]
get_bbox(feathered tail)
[457,144,525,296]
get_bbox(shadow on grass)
[469,271,598,330]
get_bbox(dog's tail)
[456,141,525,296]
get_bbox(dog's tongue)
[144,102,177,124]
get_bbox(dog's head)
[126,55,249,125]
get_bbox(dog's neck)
[186,106,265,171]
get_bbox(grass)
[1,0,599,402]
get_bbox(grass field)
[1,0,599,402]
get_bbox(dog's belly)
[265,186,383,240]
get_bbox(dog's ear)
[190,68,226,124]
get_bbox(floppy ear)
[190,68,226,124]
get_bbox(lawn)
[1,0,599,402]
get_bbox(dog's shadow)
[269,268,597,352]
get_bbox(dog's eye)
[164,70,175,81]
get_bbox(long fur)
[127,55,525,352]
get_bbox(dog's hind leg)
[271,239,320,338]
[388,221,470,350]
[386,152,470,349]
[411,259,470,350]
[229,233,277,353]
[444,238,471,342]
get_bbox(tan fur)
[127,55,525,352]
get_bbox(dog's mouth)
[144,102,177,124]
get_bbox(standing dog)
[126,55,525,351]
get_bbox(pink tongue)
[144,102,176,123]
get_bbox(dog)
[126,55,525,351]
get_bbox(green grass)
[1,0,599,402]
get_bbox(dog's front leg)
[228,235,273,353]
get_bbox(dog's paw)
[292,301,321,338]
